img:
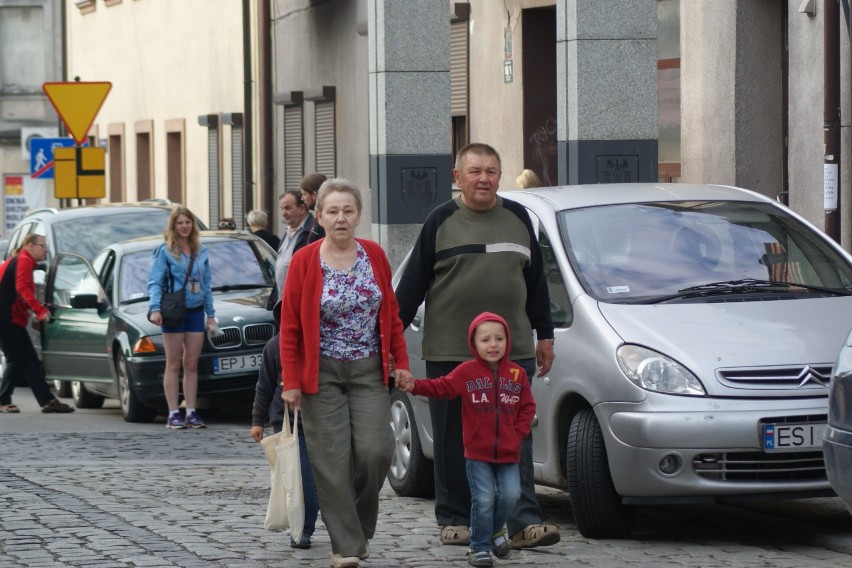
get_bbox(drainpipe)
[824,0,841,242]
[258,1,273,220]
[242,0,254,223]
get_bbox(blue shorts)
[162,307,205,334]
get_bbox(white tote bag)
[262,404,305,540]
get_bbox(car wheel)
[53,379,72,398]
[388,389,435,498]
[71,380,105,409]
[566,408,635,538]
[116,353,156,423]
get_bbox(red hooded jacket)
[411,311,536,464]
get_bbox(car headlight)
[616,344,706,396]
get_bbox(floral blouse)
[319,242,383,361]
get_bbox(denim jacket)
[147,243,215,317]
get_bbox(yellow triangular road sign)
[43,82,112,145]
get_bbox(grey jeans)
[300,354,393,557]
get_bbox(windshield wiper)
[121,296,150,305]
[212,283,271,292]
[640,278,852,304]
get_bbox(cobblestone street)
[2,393,852,567]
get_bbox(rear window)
[52,210,173,260]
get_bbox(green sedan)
[42,231,277,422]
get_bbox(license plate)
[763,422,826,452]
[213,353,262,375]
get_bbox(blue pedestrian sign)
[30,137,85,179]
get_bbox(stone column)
[556,0,658,184]
[368,0,451,269]
[681,1,783,200]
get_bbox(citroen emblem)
[796,366,828,388]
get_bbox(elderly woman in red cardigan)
[279,177,411,568]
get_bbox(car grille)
[208,324,276,349]
[693,451,826,481]
[717,365,833,392]
[210,327,242,349]
[244,323,275,345]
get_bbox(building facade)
[64,0,258,229]
[3,0,850,263]
[0,0,63,234]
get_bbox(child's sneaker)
[289,535,311,549]
[491,527,511,559]
[467,550,493,567]
[185,411,206,429]
[166,413,186,429]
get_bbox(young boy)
[396,311,536,567]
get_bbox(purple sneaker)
[185,411,206,429]
[166,413,186,429]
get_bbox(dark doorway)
[522,7,557,187]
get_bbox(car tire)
[387,388,435,498]
[116,353,156,423]
[566,408,635,539]
[53,379,72,398]
[71,380,105,409]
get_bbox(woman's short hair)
[22,233,45,247]
[246,210,268,228]
[316,178,363,213]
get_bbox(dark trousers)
[426,358,542,535]
[0,322,54,407]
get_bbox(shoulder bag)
[153,252,195,327]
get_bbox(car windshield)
[52,210,174,260]
[560,200,852,303]
[118,239,276,303]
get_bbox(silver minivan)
[389,183,852,538]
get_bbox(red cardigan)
[279,238,410,393]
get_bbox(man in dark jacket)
[0,233,74,413]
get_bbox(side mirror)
[70,293,100,310]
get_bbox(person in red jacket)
[397,312,535,568]
[0,233,74,413]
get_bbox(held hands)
[395,369,414,393]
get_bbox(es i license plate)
[763,422,826,452]
[213,354,262,375]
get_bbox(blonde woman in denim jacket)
[147,207,216,429]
